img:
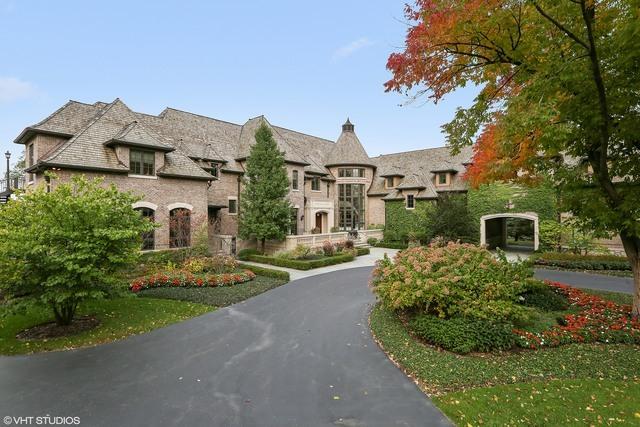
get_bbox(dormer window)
[311,176,320,191]
[436,172,449,186]
[130,150,155,176]
[210,162,219,178]
[386,177,394,188]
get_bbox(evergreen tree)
[239,123,292,252]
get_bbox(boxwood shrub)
[409,314,516,354]
[238,263,290,281]
[244,253,356,270]
[373,241,408,249]
[534,252,630,271]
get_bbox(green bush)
[519,286,569,312]
[237,248,261,261]
[245,253,356,270]
[373,241,409,249]
[372,242,535,322]
[534,252,630,271]
[367,237,379,246]
[356,247,370,256]
[237,263,290,281]
[409,314,516,354]
[141,247,209,266]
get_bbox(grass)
[435,379,640,426]
[370,287,640,424]
[369,304,640,396]
[138,275,288,307]
[0,297,212,355]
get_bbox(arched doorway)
[480,212,539,251]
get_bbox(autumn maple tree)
[385,0,640,315]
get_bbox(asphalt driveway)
[0,267,450,427]
[534,268,633,294]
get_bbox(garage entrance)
[480,213,539,251]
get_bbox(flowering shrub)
[514,282,640,349]
[182,255,239,274]
[129,269,255,293]
[371,242,535,322]
[322,240,335,257]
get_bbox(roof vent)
[342,118,354,132]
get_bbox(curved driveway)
[0,267,450,427]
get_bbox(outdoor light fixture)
[4,151,10,187]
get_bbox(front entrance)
[314,211,328,233]
[315,212,322,232]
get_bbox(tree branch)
[531,1,589,50]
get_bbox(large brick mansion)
[14,98,471,251]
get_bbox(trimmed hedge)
[409,314,516,354]
[534,252,630,271]
[373,241,408,249]
[244,253,356,270]
[356,247,370,256]
[238,263,290,281]
[238,248,261,261]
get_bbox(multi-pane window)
[338,168,365,178]
[338,183,365,230]
[169,208,190,248]
[290,208,298,235]
[28,144,34,182]
[130,150,155,176]
[326,182,330,198]
[406,194,415,209]
[135,207,155,250]
[438,172,448,185]
[228,198,237,214]
[311,177,320,191]
[292,170,299,190]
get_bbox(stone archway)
[480,212,539,251]
[314,210,329,233]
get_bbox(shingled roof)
[236,116,309,166]
[324,119,373,167]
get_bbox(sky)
[0,0,478,169]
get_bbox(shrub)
[311,227,321,234]
[344,240,355,250]
[129,270,256,292]
[519,284,569,312]
[238,263,290,281]
[183,257,207,274]
[322,240,335,257]
[373,240,408,249]
[238,248,261,260]
[330,226,340,232]
[0,175,155,325]
[356,247,370,256]
[409,314,516,354]
[183,255,239,274]
[367,237,379,246]
[534,252,630,271]
[371,242,535,322]
[368,224,385,230]
[244,253,355,270]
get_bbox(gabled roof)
[324,120,373,167]
[33,99,213,180]
[236,116,309,166]
[105,121,174,152]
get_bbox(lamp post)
[4,151,10,191]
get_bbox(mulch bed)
[16,316,100,340]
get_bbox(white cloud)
[0,77,37,103]
[331,37,373,62]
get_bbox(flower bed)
[514,282,640,349]
[129,270,256,293]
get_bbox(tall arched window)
[170,208,191,248]
[135,207,155,250]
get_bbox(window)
[169,208,190,248]
[292,170,299,190]
[338,183,365,230]
[135,207,155,250]
[228,198,237,215]
[437,172,448,185]
[210,162,219,178]
[290,208,298,235]
[406,194,415,209]
[28,144,34,182]
[326,182,330,198]
[338,168,365,178]
[130,150,155,176]
[311,176,320,191]
[386,177,394,188]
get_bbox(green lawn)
[369,287,640,425]
[435,379,640,426]
[0,297,211,355]
[138,275,289,307]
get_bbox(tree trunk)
[261,238,266,254]
[620,231,640,317]
[52,301,77,326]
